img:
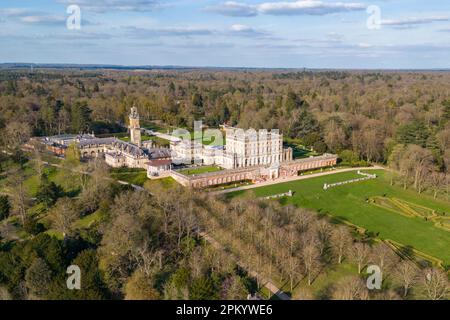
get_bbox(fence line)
[323,170,377,190]
[263,190,294,200]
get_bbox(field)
[231,170,450,265]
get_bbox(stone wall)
[170,153,338,189]
[280,154,337,177]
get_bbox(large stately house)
[41,105,338,188]
[41,106,171,171]
[169,126,293,170]
[168,124,336,188]
[221,126,293,169]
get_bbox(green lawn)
[141,120,176,132]
[144,177,177,190]
[147,126,226,147]
[110,168,148,186]
[121,135,170,147]
[119,135,155,143]
[73,210,105,229]
[283,137,319,159]
[231,170,450,265]
[0,162,76,197]
[292,263,358,299]
[178,165,223,176]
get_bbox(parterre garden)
[231,170,450,266]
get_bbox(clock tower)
[129,105,141,147]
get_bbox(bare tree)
[3,121,31,152]
[421,268,449,300]
[314,219,332,255]
[427,171,446,199]
[388,144,406,186]
[49,197,80,237]
[331,226,351,264]
[393,260,418,298]
[402,145,434,193]
[78,158,111,212]
[436,128,450,152]
[370,243,398,274]
[332,275,369,300]
[29,140,46,180]
[360,119,385,163]
[0,286,12,300]
[349,242,371,274]
[302,243,321,286]
[324,118,347,152]
[6,169,30,226]
[131,242,162,277]
[285,225,301,292]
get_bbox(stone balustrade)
[323,170,377,190]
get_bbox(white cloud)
[0,7,95,26]
[258,1,366,15]
[0,8,30,17]
[380,16,450,27]
[123,26,216,38]
[0,8,70,26]
[229,24,269,37]
[58,0,162,12]
[20,15,66,25]
[207,1,366,17]
[122,24,271,39]
[205,1,258,17]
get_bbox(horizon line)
[1,62,450,72]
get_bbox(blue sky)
[1,0,450,68]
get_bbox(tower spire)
[129,105,141,147]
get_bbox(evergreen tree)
[396,121,430,147]
[192,93,204,116]
[36,174,64,208]
[25,257,52,298]
[71,101,92,133]
[0,195,11,221]
[190,276,219,300]
[442,100,450,121]
[289,110,321,139]
[285,90,305,112]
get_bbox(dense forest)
[0,69,448,192]
[0,69,448,300]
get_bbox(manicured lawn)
[231,170,450,265]
[178,165,223,176]
[121,135,171,147]
[144,177,177,190]
[110,168,148,186]
[283,137,319,159]
[142,120,173,132]
[119,135,155,143]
